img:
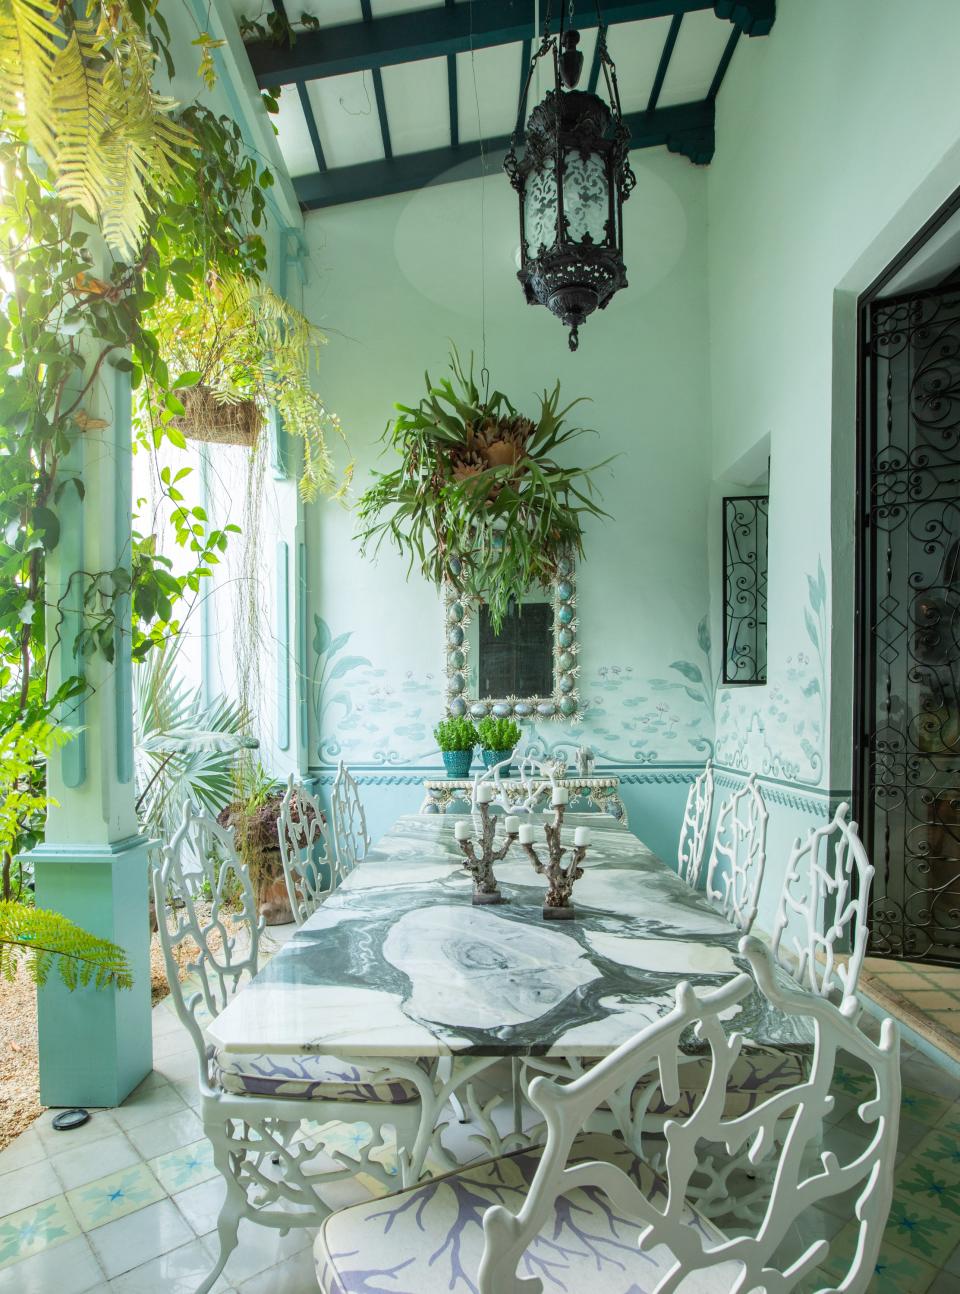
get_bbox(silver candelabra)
[519,796,591,919]
[454,797,519,904]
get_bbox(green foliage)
[434,716,478,752]
[0,713,74,900]
[477,716,521,751]
[134,634,256,842]
[239,8,320,46]
[0,901,132,989]
[0,0,192,258]
[356,350,610,631]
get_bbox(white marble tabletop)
[208,813,810,1060]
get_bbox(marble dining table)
[208,812,810,1063]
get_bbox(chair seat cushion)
[214,1050,424,1104]
[315,1131,737,1294]
[640,1045,808,1120]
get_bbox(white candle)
[574,826,591,847]
[476,784,495,804]
[504,816,520,835]
[518,823,534,844]
[454,820,471,841]
[552,786,569,806]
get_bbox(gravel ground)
[0,960,42,1151]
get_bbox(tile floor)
[862,956,960,1052]
[1,994,960,1291]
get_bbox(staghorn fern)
[0,901,133,990]
[0,0,192,258]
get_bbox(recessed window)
[722,495,768,685]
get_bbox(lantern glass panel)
[523,165,558,255]
[562,150,608,244]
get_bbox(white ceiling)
[234,4,740,185]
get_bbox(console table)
[419,775,628,826]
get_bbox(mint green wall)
[302,151,714,857]
[706,0,960,927]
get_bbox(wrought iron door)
[859,285,960,963]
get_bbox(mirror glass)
[467,592,554,699]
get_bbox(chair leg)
[198,1193,242,1294]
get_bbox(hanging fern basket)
[173,385,263,447]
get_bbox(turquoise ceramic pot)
[482,748,513,775]
[442,749,473,778]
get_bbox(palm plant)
[133,635,257,843]
[356,350,610,631]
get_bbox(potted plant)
[217,765,291,924]
[477,716,522,774]
[434,717,478,779]
[356,349,610,631]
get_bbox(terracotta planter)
[253,864,293,926]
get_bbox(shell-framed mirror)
[443,557,579,721]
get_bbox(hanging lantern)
[504,3,635,351]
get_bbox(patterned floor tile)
[884,1189,960,1266]
[0,1195,79,1270]
[149,1138,218,1194]
[66,1162,165,1231]
[824,1223,939,1294]
[0,1232,104,1293]
[913,1126,960,1178]
[900,1087,955,1125]
[88,1198,194,1280]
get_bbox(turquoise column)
[28,359,152,1109]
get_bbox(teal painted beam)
[708,26,741,99]
[247,1,759,87]
[31,837,153,1107]
[295,99,714,209]
[647,14,683,112]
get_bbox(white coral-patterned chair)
[771,801,875,1000]
[277,775,334,926]
[677,758,713,888]
[153,802,434,1294]
[330,759,371,878]
[705,772,768,933]
[315,938,900,1294]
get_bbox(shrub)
[433,717,478,752]
[477,716,521,751]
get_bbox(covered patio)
[1,1,960,1291]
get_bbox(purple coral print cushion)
[214,1050,426,1103]
[640,1045,807,1120]
[314,1131,736,1294]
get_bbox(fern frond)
[50,24,110,220]
[0,901,133,990]
[0,0,61,164]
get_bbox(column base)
[28,835,153,1108]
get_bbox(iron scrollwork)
[722,495,769,686]
[861,288,960,963]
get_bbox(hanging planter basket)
[173,384,263,447]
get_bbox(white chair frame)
[771,801,875,1000]
[330,759,371,878]
[677,758,713,888]
[153,802,435,1294]
[705,772,768,933]
[277,774,335,925]
[316,939,900,1294]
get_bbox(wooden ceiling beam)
[248,1,773,88]
[294,99,715,210]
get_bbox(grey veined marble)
[209,814,812,1060]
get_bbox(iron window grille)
[722,495,769,685]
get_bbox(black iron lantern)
[504,3,635,351]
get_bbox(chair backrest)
[277,775,334,925]
[330,760,371,878]
[705,772,767,933]
[478,936,900,1294]
[771,802,875,999]
[151,801,261,1078]
[677,758,714,888]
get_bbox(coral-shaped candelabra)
[454,784,520,905]
[519,787,592,920]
